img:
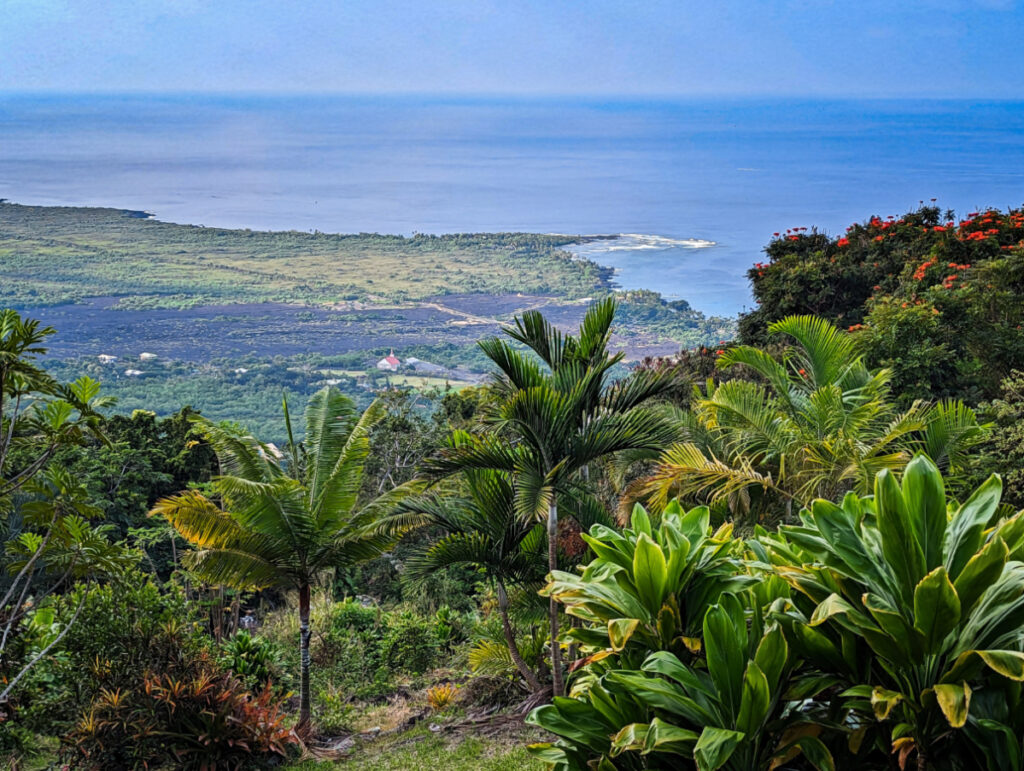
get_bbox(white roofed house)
[97,354,118,364]
[139,352,158,361]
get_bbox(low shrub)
[66,669,298,770]
[221,630,286,691]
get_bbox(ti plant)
[528,595,834,771]
[766,453,1024,769]
[542,501,754,669]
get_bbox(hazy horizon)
[4,1,1024,98]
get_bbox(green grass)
[286,728,544,770]
[0,202,609,308]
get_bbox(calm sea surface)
[2,94,1023,315]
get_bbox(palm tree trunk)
[548,499,564,697]
[297,583,312,734]
[497,580,541,692]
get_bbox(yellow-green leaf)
[933,682,971,727]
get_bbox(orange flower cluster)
[913,259,936,281]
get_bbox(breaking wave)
[566,233,716,257]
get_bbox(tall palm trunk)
[297,583,312,734]
[547,500,563,697]
[497,580,541,691]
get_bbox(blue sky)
[2,0,1022,96]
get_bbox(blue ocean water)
[2,94,1023,315]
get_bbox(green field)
[0,202,609,308]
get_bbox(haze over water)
[2,94,1023,316]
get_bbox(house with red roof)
[376,350,401,372]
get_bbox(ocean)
[2,94,1023,316]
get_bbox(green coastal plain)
[0,202,735,439]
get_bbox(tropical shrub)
[427,682,459,711]
[543,501,754,668]
[765,454,1024,769]
[641,315,986,524]
[9,570,205,734]
[739,205,1024,403]
[382,610,440,675]
[66,669,297,770]
[221,630,285,691]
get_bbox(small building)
[234,368,249,374]
[376,350,401,372]
[124,369,143,377]
[139,352,158,361]
[98,354,118,364]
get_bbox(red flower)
[798,368,806,376]
[873,235,884,242]
[837,237,850,247]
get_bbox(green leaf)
[901,453,947,571]
[737,662,771,736]
[946,474,1003,580]
[876,469,925,602]
[642,717,699,756]
[704,600,746,717]
[978,650,1024,681]
[870,687,904,720]
[754,624,788,692]
[952,535,1008,620]
[608,618,640,652]
[631,502,653,536]
[913,566,961,653]
[933,682,971,727]
[609,723,649,756]
[633,533,668,616]
[694,727,745,771]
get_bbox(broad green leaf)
[631,503,653,536]
[608,618,640,652]
[642,717,699,756]
[609,723,648,756]
[754,624,788,692]
[680,505,711,545]
[772,736,835,771]
[933,682,971,727]
[870,687,904,720]
[704,601,745,716]
[876,469,925,602]
[901,453,946,571]
[606,671,717,726]
[737,662,771,736]
[913,566,960,653]
[952,535,1008,620]
[694,727,745,771]
[633,533,668,616]
[946,474,1003,580]
[525,743,569,764]
[978,650,1024,681]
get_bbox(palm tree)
[150,387,414,732]
[387,432,546,690]
[423,298,678,696]
[640,315,987,521]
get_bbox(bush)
[66,670,297,770]
[529,460,1024,770]
[10,570,207,735]
[220,630,286,691]
[381,610,439,675]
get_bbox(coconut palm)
[386,433,547,690]
[150,387,414,732]
[640,315,987,522]
[423,298,679,695]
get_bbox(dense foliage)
[739,205,1024,404]
[3,195,1024,770]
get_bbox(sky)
[1,0,1023,97]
